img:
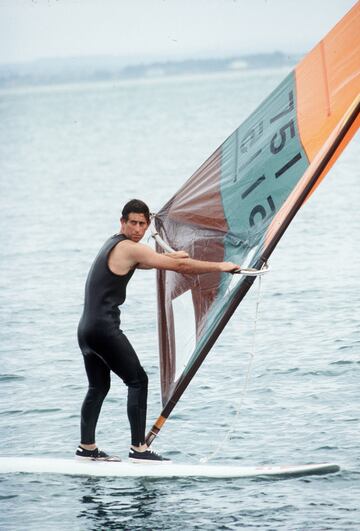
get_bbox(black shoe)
[75,445,121,462]
[129,448,171,463]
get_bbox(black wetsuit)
[77,234,148,446]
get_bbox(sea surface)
[0,68,359,530]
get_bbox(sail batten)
[146,2,360,446]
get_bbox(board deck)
[0,458,340,479]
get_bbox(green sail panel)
[221,72,308,265]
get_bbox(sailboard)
[146,3,360,446]
[0,458,340,479]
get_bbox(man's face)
[121,212,149,242]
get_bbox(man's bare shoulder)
[115,239,150,253]
[112,239,155,262]
[109,240,152,275]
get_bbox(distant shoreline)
[0,52,300,89]
[0,67,295,96]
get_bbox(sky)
[0,0,358,65]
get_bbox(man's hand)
[165,250,189,259]
[219,262,241,273]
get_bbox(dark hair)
[121,199,150,223]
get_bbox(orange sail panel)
[295,1,360,193]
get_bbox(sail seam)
[320,39,331,117]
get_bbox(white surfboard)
[0,457,340,479]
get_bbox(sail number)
[238,90,303,227]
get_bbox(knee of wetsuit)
[88,380,110,399]
[126,369,148,390]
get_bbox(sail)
[146,3,360,445]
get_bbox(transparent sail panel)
[172,290,196,381]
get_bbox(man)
[76,199,241,462]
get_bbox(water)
[0,69,359,530]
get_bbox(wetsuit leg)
[80,351,111,445]
[80,330,148,446]
[99,331,148,447]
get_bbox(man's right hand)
[220,262,241,273]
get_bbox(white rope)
[199,272,264,464]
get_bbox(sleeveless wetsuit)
[77,234,148,446]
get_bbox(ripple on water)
[0,374,25,382]
[330,359,360,365]
[0,408,62,416]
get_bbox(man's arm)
[164,250,189,259]
[136,250,189,270]
[130,242,240,274]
